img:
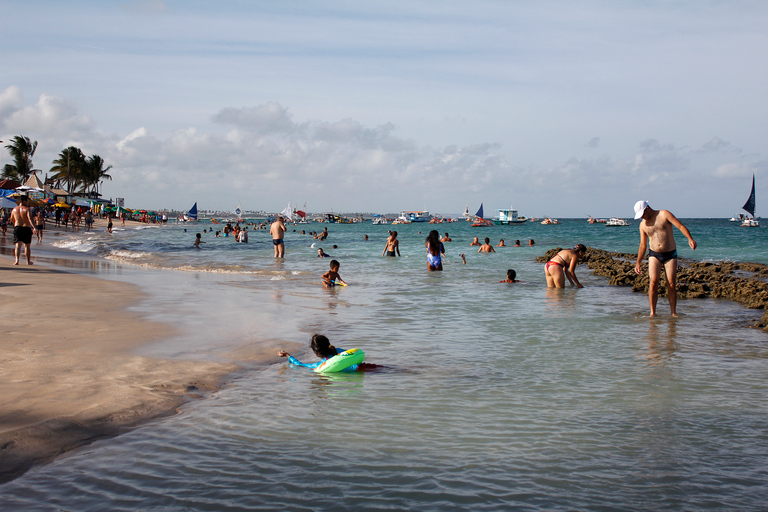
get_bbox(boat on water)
[541,217,560,225]
[730,213,746,222]
[398,211,431,223]
[740,174,759,227]
[588,216,607,224]
[494,207,528,225]
[462,203,472,222]
[181,202,198,222]
[605,217,629,226]
[372,214,388,225]
[471,203,493,227]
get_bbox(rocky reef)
[537,247,768,330]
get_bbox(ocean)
[2,218,768,511]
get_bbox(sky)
[1,0,767,217]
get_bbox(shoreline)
[0,220,242,483]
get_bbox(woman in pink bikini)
[545,244,587,288]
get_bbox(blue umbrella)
[0,196,18,208]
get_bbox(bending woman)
[545,244,587,288]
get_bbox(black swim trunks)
[386,251,396,257]
[648,248,677,264]
[272,238,284,246]
[13,225,33,244]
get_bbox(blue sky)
[1,0,767,216]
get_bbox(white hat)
[633,200,649,220]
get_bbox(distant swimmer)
[633,200,697,317]
[529,239,535,246]
[478,237,496,253]
[497,239,505,247]
[441,233,452,242]
[499,269,519,283]
[515,240,521,247]
[382,231,400,257]
[317,248,330,258]
[322,259,347,287]
[470,237,480,246]
[545,244,586,288]
[10,195,36,265]
[271,216,287,258]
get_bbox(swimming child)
[194,233,205,248]
[499,269,519,283]
[277,334,360,372]
[322,259,347,287]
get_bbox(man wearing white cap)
[633,200,697,317]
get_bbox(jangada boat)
[740,174,759,227]
[471,203,493,227]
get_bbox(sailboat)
[471,203,492,227]
[462,203,471,221]
[280,201,293,221]
[740,174,759,227]
[234,202,243,219]
[183,202,198,222]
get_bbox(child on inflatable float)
[278,334,364,373]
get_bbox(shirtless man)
[478,237,496,253]
[270,216,287,257]
[470,237,480,246]
[10,195,37,265]
[633,200,697,317]
[441,233,452,242]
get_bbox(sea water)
[2,219,768,511]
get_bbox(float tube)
[315,348,365,373]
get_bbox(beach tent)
[24,174,45,190]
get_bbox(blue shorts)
[273,239,284,246]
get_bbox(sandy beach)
[0,218,239,483]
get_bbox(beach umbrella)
[0,196,18,208]
[54,202,70,208]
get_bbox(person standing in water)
[545,244,586,288]
[426,230,444,271]
[382,231,400,257]
[633,200,696,317]
[271,215,286,258]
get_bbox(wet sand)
[0,219,239,483]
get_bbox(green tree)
[50,146,86,193]
[2,135,39,183]
[81,155,113,195]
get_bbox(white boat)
[605,217,629,226]
[541,217,560,225]
[729,213,745,222]
[494,207,528,225]
[372,215,388,225]
[740,174,759,227]
[399,210,431,223]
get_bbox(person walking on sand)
[34,209,45,242]
[633,200,697,317]
[10,195,37,265]
[271,215,286,257]
[545,244,587,288]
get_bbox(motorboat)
[605,217,629,226]
[399,211,431,222]
[494,207,528,225]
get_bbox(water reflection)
[643,318,679,365]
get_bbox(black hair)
[330,259,340,268]
[507,269,516,281]
[426,230,441,255]
[311,334,337,358]
[484,237,490,244]
[574,244,587,254]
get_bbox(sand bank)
[0,238,239,483]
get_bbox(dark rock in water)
[538,247,768,331]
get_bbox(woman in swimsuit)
[545,244,587,288]
[382,231,400,257]
[426,230,445,271]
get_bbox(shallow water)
[2,218,768,510]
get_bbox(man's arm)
[664,210,697,250]
[635,226,648,274]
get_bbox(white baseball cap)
[633,200,649,220]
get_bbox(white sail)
[280,202,293,220]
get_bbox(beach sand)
[0,218,239,483]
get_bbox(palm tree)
[81,155,113,196]
[50,146,86,193]
[2,135,39,183]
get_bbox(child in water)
[194,233,205,248]
[278,334,359,372]
[499,269,519,283]
[322,259,347,287]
